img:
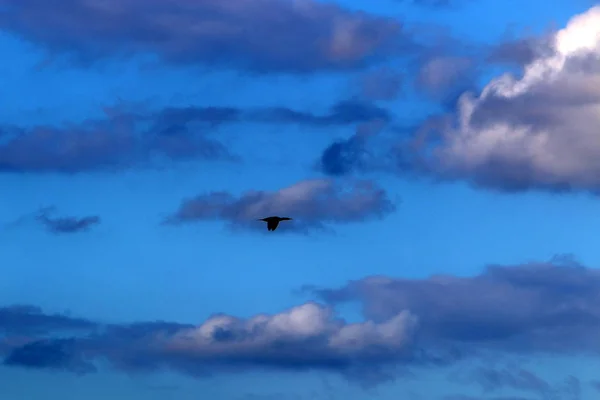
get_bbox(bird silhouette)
[258,216,292,231]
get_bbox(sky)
[1,0,600,399]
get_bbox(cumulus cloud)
[1,303,417,386]
[402,6,600,192]
[313,255,600,353]
[0,0,405,73]
[1,257,598,387]
[165,178,396,232]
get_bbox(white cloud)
[420,6,600,191]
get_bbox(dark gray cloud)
[0,108,235,174]
[486,35,555,67]
[164,178,396,232]
[3,338,96,374]
[35,207,100,234]
[312,255,600,354]
[0,100,389,174]
[0,305,96,335]
[0,0,407,73]
[320,136,368,176]
[317,119,389,176]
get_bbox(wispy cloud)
[35,207,100,234]
[0,305,96,335]
[0,100,390,174]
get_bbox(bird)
[258,216,292,231]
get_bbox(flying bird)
[258,216,292,231]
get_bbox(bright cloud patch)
[411,6,600,192]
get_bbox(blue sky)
[2,0,600,399]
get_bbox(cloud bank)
[1,256,598,388]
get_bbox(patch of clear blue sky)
[1,0,599,399]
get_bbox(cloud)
[359,67,404,101]
[0,0,406,73]
[164,178,396,232]
[157,99,391,128]
[3,338,96,374]
[414,55,478,105]
[2,303,417,386]
[312,255,600,354]
[486,35,555,67]
[471,367,551,396]
[0,305,96,335]
[35,207,100,234]
[463,369,582,400]
[318,119,389,176]
[399,6,600,192]
[0,100,390,174]
[251,99,391,126]
[0,108,235,173]
[1,256,598,387]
